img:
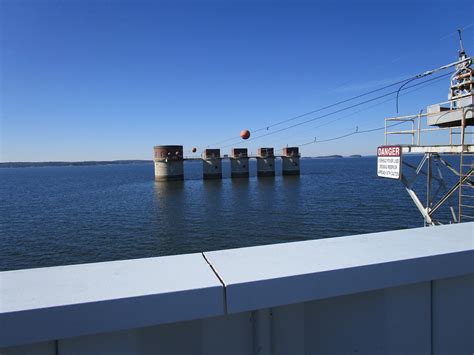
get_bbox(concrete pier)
[256,148,275,177]
[202,149,222,180]
[230,148,249,178]
[281,147,300,176]
[153,145,184,181]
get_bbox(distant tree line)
[0,160,153,168]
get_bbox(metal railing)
[383,107,470,146]
[459,108,474,222]
[384,106,473,224]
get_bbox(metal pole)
[427,153,432,226]
[402,173,434,226]
[433,157,458,223]
[458,29,465,55]
[459,109,466,223]
[384,119,387,145]
[252,309,272,355]
[417,111,422,145]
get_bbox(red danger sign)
[377,146,402,179]
[377,146,401,157]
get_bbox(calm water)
[0,157,457,271]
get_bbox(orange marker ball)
[240,129,250,140]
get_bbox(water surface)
[0,157,457,271]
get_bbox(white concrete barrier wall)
[1,223,473,355]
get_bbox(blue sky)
[1,0,473,161]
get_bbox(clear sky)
[1,0,473,161]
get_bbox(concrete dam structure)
[153,145,301,181]
[256,148,276,177]
[153,145,184,182]
[202,149,222,180]
[282,147,300,176]
[230,148,249,178]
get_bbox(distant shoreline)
[301,154,363,159]
[0,155,368,168]
[0,160,153,168]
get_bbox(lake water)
[0,157,457,271]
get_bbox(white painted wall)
[1,223,473,355]
[2,276,472,355]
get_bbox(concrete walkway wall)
[1,223,473,355]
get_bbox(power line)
[276,72,449,146]
[206,75,420,148]
[396,56,473,112]
[206,57,470,150]
[298,121,406,147]
[295,67,457,147]
[219,71,453,149]
[440,23,474,41]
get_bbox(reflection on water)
[153,180,186,253]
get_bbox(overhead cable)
[219,71,453,149]
[277,72,450,146]
[297,121,406,147]
[208,57,470,149]
[396,56,471,112]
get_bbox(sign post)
[377,146,402,179]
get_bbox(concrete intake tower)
[153,145,184,181]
